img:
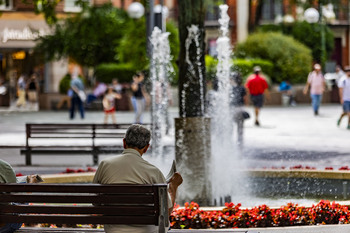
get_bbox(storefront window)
[0,0,12,10]
[262,0,283,21]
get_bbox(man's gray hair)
[124,124,151,149]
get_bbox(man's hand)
[168,172,183,187]
[27,175,43,183]
[168,172,183,214]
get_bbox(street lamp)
[304,6,326,69]
[304,8,320,23]
[127,2,145,19]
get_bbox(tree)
[35,4,129,68]
[178,0,206,117]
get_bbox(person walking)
[131,72,149,124]
[26,73,39,110]
[245,66,270,126]
[102,85,121,124]
[338,66,350,129]
[16,75,26,108]
[303,63,327,116]
[69,67,85,119]
[93,124,183,233]
[230,72,249,146]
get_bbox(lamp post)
[304,6,326,68]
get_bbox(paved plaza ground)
[0,103,349,171]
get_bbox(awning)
[0,19,50,49]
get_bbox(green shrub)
[59,74,71,94]
[94,63,137,84]
[258,21,334,67]
[59,74,85,94]
[235,32,312,83]
[206,55,273,83]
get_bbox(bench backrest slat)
[1,194,155,204]
[0,205,155,215]
[0,183,156,193]
[2,215,156,225]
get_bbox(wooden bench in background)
[0,183,168,233]
[20,123,151,165]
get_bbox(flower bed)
[262,165,350,171]
[170,200,350,229]
[21,200,350,229]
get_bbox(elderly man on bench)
[93,124,183,233]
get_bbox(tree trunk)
[176,0,212,206]
[178,0,206,117]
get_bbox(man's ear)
[123,139,127,149]
[143,144,150,154]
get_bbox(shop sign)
[1,27,47,43]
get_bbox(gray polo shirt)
[93,148,171,233]
[0,159,16,183]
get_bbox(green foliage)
[35,3,180,85]
[205,55,218,80]
[235,32,312,83]
[117,18,148,71]
[36,4,129,67]
[258,21,334,66]
[59,74,71,95]
[232,59,273,84]
[94,63,137,84]
[205,56,273,83]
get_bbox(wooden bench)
[20,123,151,166]
[0,183,168,233]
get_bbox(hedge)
[234,32,312,84]
[205,56,273,84]
[94,63,137,84]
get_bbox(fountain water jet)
[209,4,249,205]
[149,27,174,158]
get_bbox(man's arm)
[167,172,183,215]
[339,87,344,104]
[264,87,271,102]
[303,82,310,95]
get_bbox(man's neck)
[125,147,144,156]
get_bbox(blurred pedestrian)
[131,72,149,124]
[103,85,121,124]
[26,73,39,110]
[70,67,85,119]
[86,80,107,105]
[230,72,249,146]
[16,75,26,108]
[245,66,270,126]
[112,78,123,94]
[337,66,350,129]
[303,63,327,116]
[279,80,296,106]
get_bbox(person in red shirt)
[245,66,270,126]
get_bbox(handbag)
[242,111,250,120]
[78,90,87,102]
